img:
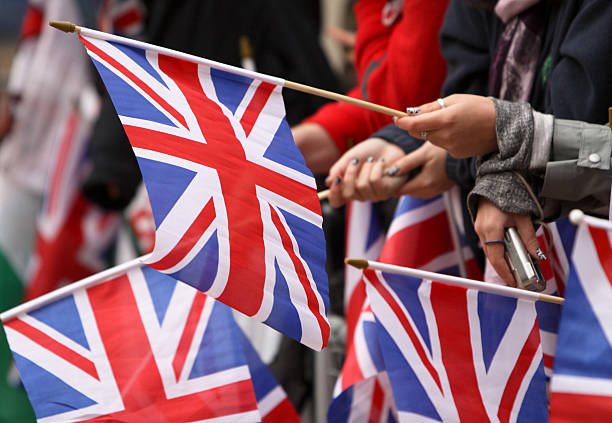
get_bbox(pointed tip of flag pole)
[569,209,585,226]
[345,258,370,269]
[49,21,80,33]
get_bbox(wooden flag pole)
[284,80,407,118]
[346,258,565,305]
[317,189,330,201]
[49,21,408,119]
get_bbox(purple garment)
[488,3,546,102]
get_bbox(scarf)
[489,1,546,102]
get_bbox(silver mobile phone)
[503,227,546,292]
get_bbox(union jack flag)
[549,219,612,421]
[3,265,262,422]
[364,269,548,422]
[78,29,329,350]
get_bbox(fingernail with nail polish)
[386,165,399,176]
[406,107,420,114]
[379,157,385,163]
[536,248,547,262]
[350,158,359,166]
[366,156,375,163]
[334,176,341,185]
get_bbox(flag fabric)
[239,328,301,422]
[364,269,548,422]
[2,265,263,422]
[343,201,385,355]
[328,200,393,423]
[383,194,481,277]
[78,29,329,350]
[549,220,612,422]
[328,372,397,423]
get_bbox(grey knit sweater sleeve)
[467,99,541,220]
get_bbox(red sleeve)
[303,0,449,153]
[19,4,44,41]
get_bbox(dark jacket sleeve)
[373,124,423,154]
[439,0,500,98]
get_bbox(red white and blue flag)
[364,269,548,422]
[77,29,329,350]
[549,219,612,421]
[2,265,265,422]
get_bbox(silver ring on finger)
[437,98,446,109]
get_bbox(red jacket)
[305,0,449,152]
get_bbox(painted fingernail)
[334,176,342,185]
[406,107,420,114]
[386,165,399,176]
[351,158,359,166]
[379,157,385,163]
[535,248,547,262]
[366,156,375,163]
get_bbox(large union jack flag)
[77,29,329,350]
[3,265,264,422]
[364,269,548,422]
[549,220,612,422]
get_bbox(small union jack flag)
[549,218,612,421]
[3,265,263,422]
[364,269,549,422]
[78,29,329,350]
